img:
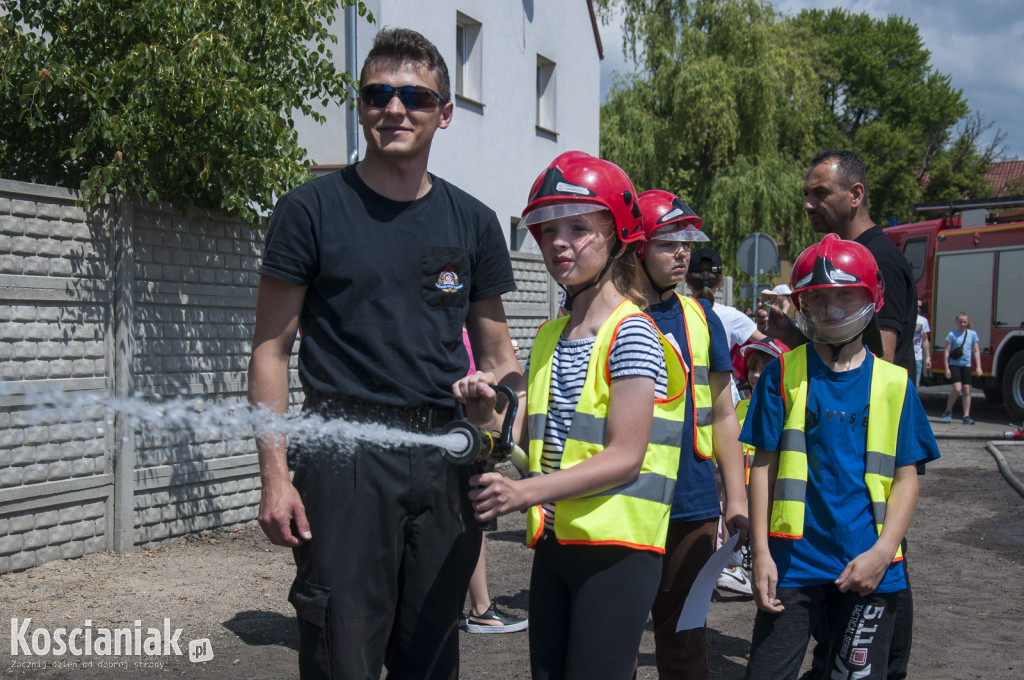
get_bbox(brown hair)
[612,244,649,311]
[745,350,773,376]
[360,27,451,101]
[685,271,721,304]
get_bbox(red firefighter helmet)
[521,151,643,245]
[636,190,708,260]
[789,233,884,311]
[740,338,791,360]
[733,338,791,384]
[790,233,884,345]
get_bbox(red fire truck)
[884,196,1024,421]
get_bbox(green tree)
[1,0,372,227]
[595,0,821,286]
[920,112,1005,202]
[791,8,970,223]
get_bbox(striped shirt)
[527,315,667,523]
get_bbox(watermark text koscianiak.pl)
[9,618,213,663]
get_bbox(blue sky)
[599,0,1024,159]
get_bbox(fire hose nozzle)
[440,385,518,466]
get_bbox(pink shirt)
[462,329,476,376]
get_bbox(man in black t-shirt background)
[248,28,522,680]
[758,149,919,680]
[761,149,917,374]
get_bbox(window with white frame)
[536,54,556,133]
[455,13,483,104]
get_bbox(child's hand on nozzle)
[468,471,525,521]
[452,371,500,427]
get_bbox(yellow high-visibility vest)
[525,300,687,553]
[674,294,714,460]
[772,344,906,561]
[735,397,753,485]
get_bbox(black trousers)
[804,553,913,680]
[528,535,661,680]
[746,584,900,680]
[288,438,480,680]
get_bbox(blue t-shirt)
[739,348,941,592]
[648,296,732,521]
[945,328,979,367]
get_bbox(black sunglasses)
[358,84,448,110]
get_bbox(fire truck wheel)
[1004,351,1024,423]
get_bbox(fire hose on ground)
[984,441,1024,499]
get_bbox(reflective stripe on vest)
[773,345,906,561]
[675,294,714,460]
[525,300,688,553]
[736,398,754,485]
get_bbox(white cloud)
[776,0,1024,157]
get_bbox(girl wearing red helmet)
[636,189,750,677]
[739,234,940,680]
[452,152,688,679]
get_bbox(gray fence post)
[112,195,136,553]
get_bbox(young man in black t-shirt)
[249,28,522,680]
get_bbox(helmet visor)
[650,223,711,243]
[741,339,788,360]
[521,202,606,228]
[793,298,875,345]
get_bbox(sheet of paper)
[676,532,741,632]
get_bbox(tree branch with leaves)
[1,0,373,228]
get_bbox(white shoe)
[716,566,753,595]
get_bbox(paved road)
[916,383,1021,440]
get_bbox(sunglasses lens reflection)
[360,85,443,109]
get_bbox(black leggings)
[528,534,661,680]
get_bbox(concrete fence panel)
[0,180,115,573]
[0,178,556,573]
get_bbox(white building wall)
[293,0,603,249]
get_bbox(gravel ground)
[2,389,1022,679]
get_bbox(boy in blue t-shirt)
[740,234,940,680]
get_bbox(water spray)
[2,378,530,468]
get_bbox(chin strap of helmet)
[640,259,677,298]
[827,339,857,362]
[826,332,866,362]
[562,243,622,311]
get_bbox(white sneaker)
[716,566,753,595]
